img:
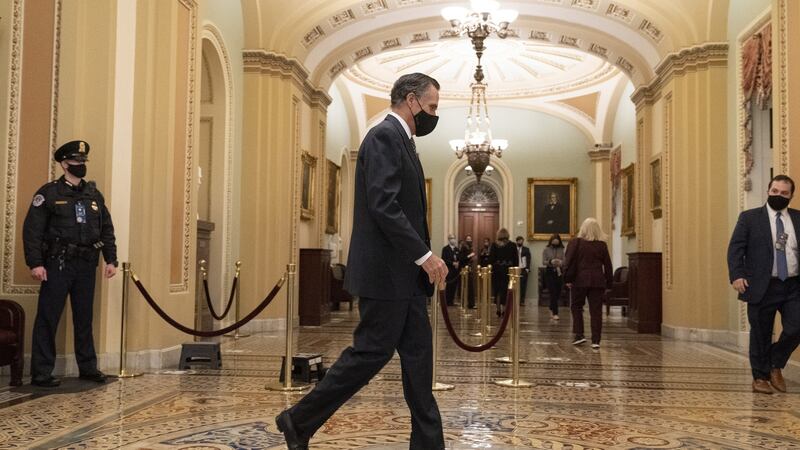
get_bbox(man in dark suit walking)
[728,175,800,394]
[275,73,448,449]
[515,236,532,305]
[442,233,460,306]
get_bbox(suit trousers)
[30,257,99,378]
[445,273,459,305]
[747,277,800,380]
[288,296,444,449]
[519,270,529,305]
[570,287,604,343]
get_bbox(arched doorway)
[458,183,500,247]
[196,27,234,332]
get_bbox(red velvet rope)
[131,272,285,337]
[203,276,238,321]
[438,288,513,352]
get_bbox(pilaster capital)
[588,144,612,162]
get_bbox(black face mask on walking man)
[66,163,87,179]
[768,195,791,211]
[410,96,438,137]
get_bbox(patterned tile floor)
[2,303,800,449]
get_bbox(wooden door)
[458,206,499,245]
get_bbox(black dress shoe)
[275,410,309,450]
[31,376,61,387]
[79,370,107,383]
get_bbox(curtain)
[741,23,772,189]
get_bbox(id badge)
[75,201,86,224]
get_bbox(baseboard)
[1,318,288,377]
[661,324,745,348]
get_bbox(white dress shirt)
[767,203,799,277]
[517,246,527,269]
[387,111,432,266]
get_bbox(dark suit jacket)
[727,205,800,304]
[564,238,613,289]
[442,245,460,276]
[517,246,532,274]
[344,115,432,300]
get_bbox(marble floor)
[2,302,800,449]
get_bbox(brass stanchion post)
[225,261,249,339]
[496,267,527,364]
[266,263,308,392]
[460,267,471,318]
[112,262,142,378]
[495,267,532,388]
[431,283,454,391]
[471,267,485,337]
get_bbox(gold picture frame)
[650,155,662,219]
[621,163,636,236]
[527,178,578,241]
[325,161,341,234]
[300,151,317,221]
[425,178,432,230]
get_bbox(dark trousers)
[288,296,444,449]
[545,269,563,315]
[445,270,459,305]
[466,271,476,308]
[520,269,529,305]
[747,277,800,380]
[31,257,99,378]
[571,287,604,343]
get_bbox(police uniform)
[22,140,117,386]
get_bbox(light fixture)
[443,1,517,182]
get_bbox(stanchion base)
[110,369,143,379]
[224,332,251,339]
[494,379,534,388]
[432,382,455,391]
[494,356,527,364]
[265,382,310,392]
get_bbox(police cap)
[54,140,90,162]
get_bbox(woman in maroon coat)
[564,218,613,348]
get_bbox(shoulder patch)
[32,194,45,207]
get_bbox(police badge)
[32,194,45,207]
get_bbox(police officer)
[23,140,118,387]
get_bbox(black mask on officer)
[65,163,87,179]
[768,195,791,211]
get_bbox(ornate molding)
[3,0,62,295]
[632,43,728,108]
[777,0,788,174]
[202,23,235,294]
[663,93,673,289]
[242,49,332,111]
[170,0,198,293]
[587,148,610,161]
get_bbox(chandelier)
[442,0,517,182]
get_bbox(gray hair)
[390,73,440,107]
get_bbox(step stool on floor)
[178,342,222,369]
[279,353,327,383]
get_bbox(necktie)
[410,137,418,156]
[776,212,789,281]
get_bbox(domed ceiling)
[345,37,618,99]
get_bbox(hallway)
[2,304,798,449]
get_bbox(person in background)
[542,233,565,320]
[489,228,519,316]
[564,218,612,348]
[479,237,492,267]
[442,233,460,306]
[515,236,532,306]
[459,235,477,308]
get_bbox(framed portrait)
[325,161,341,234]
[425,178,432,229]
[300,151,317,220]
[650,155,662,219]
[621,163,636,236]
[527,178,578,241]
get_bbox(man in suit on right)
[728,175,800,394]
[275,73,448,449]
